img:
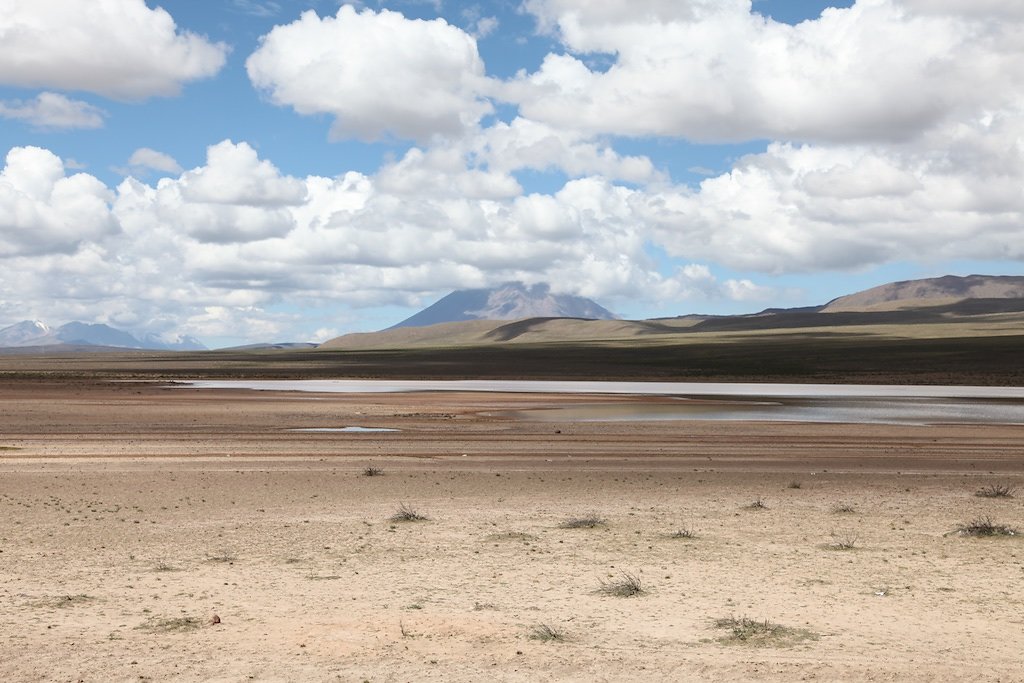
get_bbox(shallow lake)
[182,380,1024,426]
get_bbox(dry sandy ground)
[1,380,1023,682]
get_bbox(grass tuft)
[39,594,93,608]
[558,513,607,529]
[362,465,385,477]
[529,623,568,642]
[746,498,769,510]
[597,571,645,597]
[955,517,1018,537]
[206,549,237,563]
[975,483,1016,499]
[139,616,202,633]
[390,503,429,522]
[714,616,816,647]
[825,530,859,550]
[787,481,802,489]
[485,531,537,542]
[667,526,697,539]
[830,503,856,514]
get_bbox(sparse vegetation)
[955,517,1018,537]
[36,594,93,608]
[825,530,859,550]
[153,560,177,572]
[362,465,384,477]
[787,481,802,489]
[390,503,429,522]
[139,616,202,633]
[597,571,645,597]
[667,526,697,539]
[529,623,568,642]
[976,483,1016,499]
[485,531,537,542]
[713,616,816,647]
[559,513,606,529]
[206,549,237,563]
[831,503,856,514]
[746,498,768,510]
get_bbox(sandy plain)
[1,379,1023,682]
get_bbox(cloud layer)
[4,110,1023,339]
[1,0,1023,343]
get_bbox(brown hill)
[821,274,1024,312]
[319,317,704,350]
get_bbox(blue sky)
[1,0,1021,347]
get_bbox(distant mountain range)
[221,342,319,351]
[324,274,1024,349]
[5,275,1022,353]
[0,320,206,351]
[390,282,617,329]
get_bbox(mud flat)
[1,379,1022,681]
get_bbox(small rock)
[210,614,221,625]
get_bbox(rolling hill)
[821,274,1024,312]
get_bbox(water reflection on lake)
[498,397,1024,426]
[183,380,1024,426]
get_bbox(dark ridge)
[690,298,1024,333]
[3,333,1024,386]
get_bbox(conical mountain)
[390,282,617,329]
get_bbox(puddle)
[182,380,1024,425]
[495,397,1024,425]
[288,427,401,433]
[182,379,1024,399]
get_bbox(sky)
[1,0,1023,348]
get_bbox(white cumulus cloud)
[0,92,106,129]
[642,112,1024,272]
[0,0,228,99]
[246,6,493,141]
[127,148,183,176]
[176,140,306,207]
[471,117,661,184]
[117,141,305,245]
[0,147,117,257]
[512,0,1024,144]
